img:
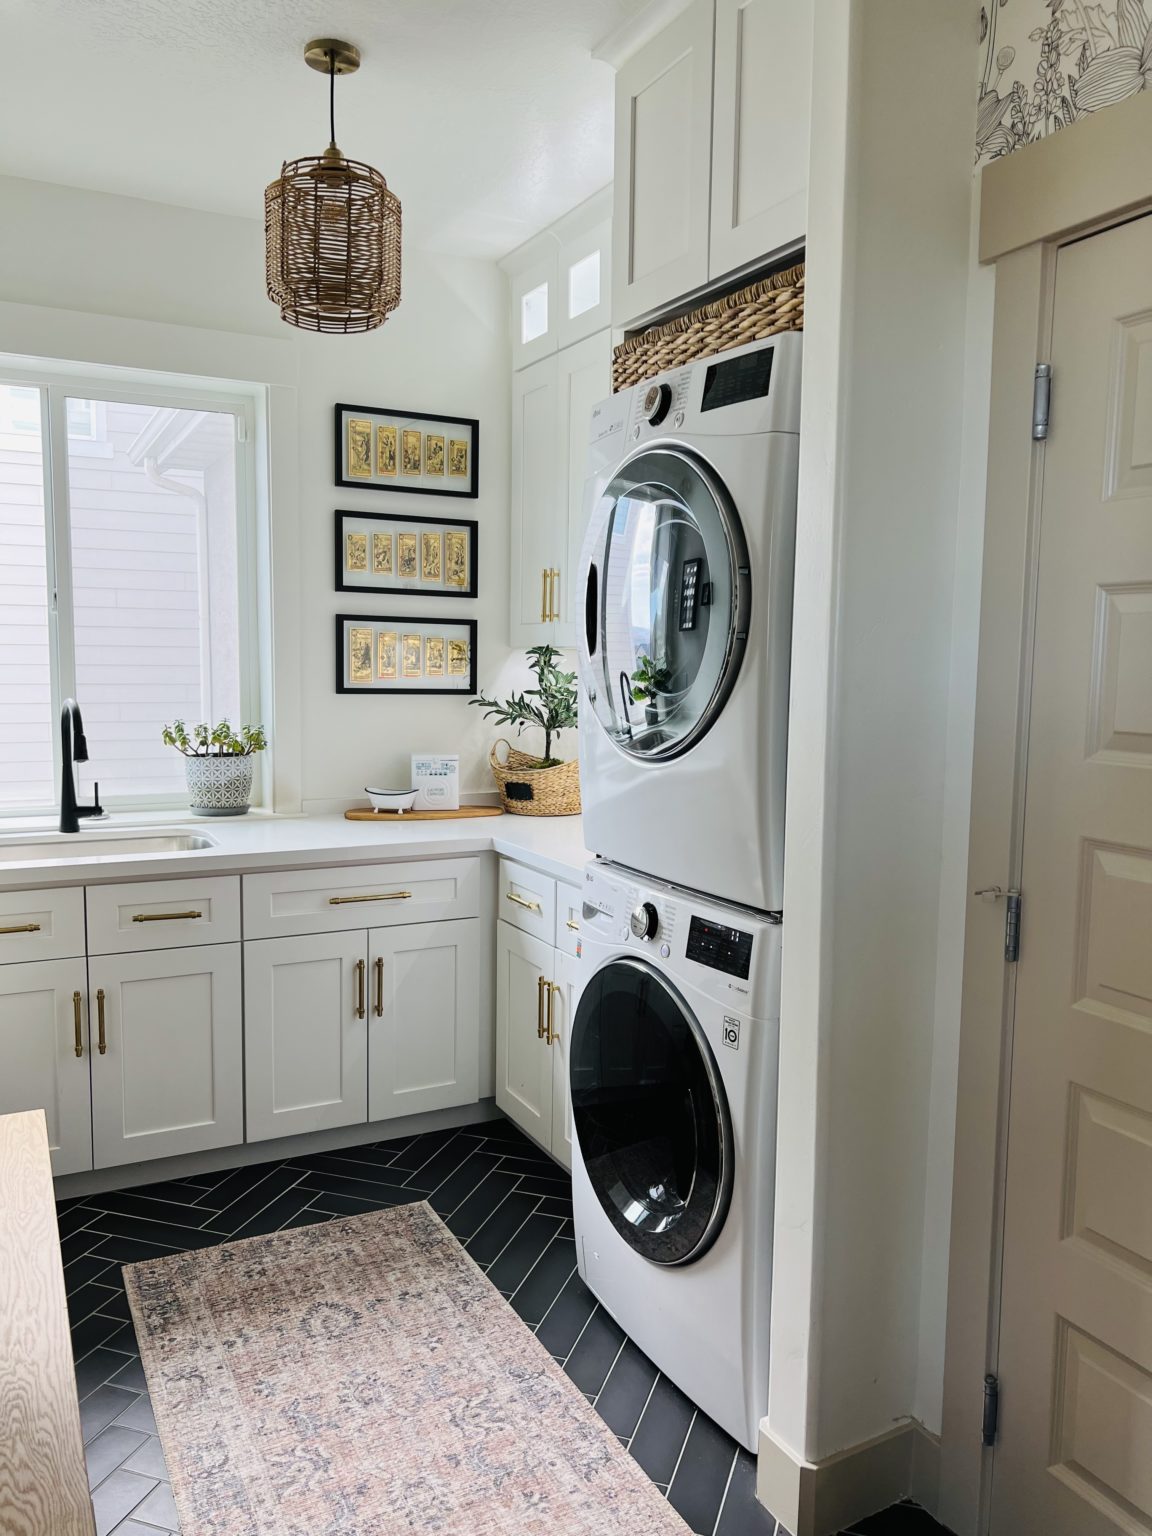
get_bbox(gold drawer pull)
[506,891,542,914]
[73,991,83,1059]
[537,975,548,1039]
[566,919,580,931]
[374,956,384,1017]
[329,891,412,905]
[0,922,42,935]
[355,958,366,1019]
[97,988,107,1055]
[132,910,202,923]
[545,981,560,1046]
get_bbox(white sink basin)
[0,831,217,863]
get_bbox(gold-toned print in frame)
[402,429,422,476]
[349,626,374,683]
[372,531,393,575]
[425,434,445,476]
[402,633,423,678]
[444,529,469,589]
[376,425,398,477]
[347,418,373,479]
[397,532,419,579]
[425,636,445,677]
[345,532,368,572]
[448,438,469,478]
[447,638,470,676]
[421,531,442,582]
[377,630,397,679]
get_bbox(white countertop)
[0,811,591,891]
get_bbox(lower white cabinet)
[550,949,584,1171]
[89,944,243,1168]
[0,958,92,1177]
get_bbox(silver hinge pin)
[1032,363,1051,441]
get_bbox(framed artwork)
[335,403,479,498]
[335,510,477,598]
[336,614,478,695]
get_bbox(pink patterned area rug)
[123,1201,690,1536]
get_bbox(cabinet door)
[510,354,562,647]
[549,949,585,1171]
[510,250,559,369]
[368,919,480,1122]
[556,218,613,350]
[495,921,555,1147]
[612,0,714,326]
[90,945,243,1168]
[710,0,811,278]
[244,932,367,1142]
[0,959,91,1176]
[555,330,612,647]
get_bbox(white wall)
[0,173,531,811]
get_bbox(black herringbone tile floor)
[57,1117,951,1536]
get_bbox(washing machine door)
[580,446,751,761]
[570,957,734,1266]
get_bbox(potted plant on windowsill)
[470,645,580,816]
[161,719,267,816]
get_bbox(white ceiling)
[0,0,644,258]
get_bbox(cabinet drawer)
[86,877,241,954]
[243,858,480,940]
[0,887,85,965]
[554,880,583,956]
[498,858,556,940]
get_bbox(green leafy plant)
[470,645,578,766]
[161,720,267,757]
[630,650,669,704]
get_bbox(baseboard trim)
[757,1419,941,1536]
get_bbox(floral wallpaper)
[976,0,1152,164]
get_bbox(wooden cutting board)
[344,806,504,822]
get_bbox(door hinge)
[973,886,1021,962]
[982,1373,999,1446]
[1032,363,1051,441]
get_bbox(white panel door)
[612,0,714,326]
[709,0,810,279]
[89,944,243,1168]
[549,948,586,1171]
[368,919,481,1121]
[992,215,1152,1535]
[495,921,555,1147]
[510,354,562,646]
[0,959,91,1176]
[556,330,612,647]
[244,932,368,1142]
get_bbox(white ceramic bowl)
[365,787,419,814]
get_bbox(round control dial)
[629,901,659,941]
[642,382,672,426]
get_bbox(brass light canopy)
[265,38,402,334]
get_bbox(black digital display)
[686,915,753,980]
[700,348,774,413]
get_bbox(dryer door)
[580,447,750,761]
[570,956,733,1266]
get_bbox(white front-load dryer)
[576,331,801,913]
[570,860,781,1452]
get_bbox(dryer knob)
[629,902,659,941]
[642,382,672,426]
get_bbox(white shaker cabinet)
[0,958,92,1177]
[549,947,585,1172]
[89,944,243,1168]
[709,0,810,278]
[496,922,557,1149]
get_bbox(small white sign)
[411,754,460,810]
[722,1017,741,1051]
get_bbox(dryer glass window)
[586,449,749,760]
[570,957,733,1266]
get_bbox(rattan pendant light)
[265,39,401,334]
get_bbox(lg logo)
[723,1018,741,1051]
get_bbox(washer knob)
[642,382,672,426]
[629,902,659,941]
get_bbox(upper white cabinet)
[504,190,612,371]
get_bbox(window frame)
[0,364,262,817]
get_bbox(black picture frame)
[335,402,480,498]
[335,613,479,696]
[334,509,479,599]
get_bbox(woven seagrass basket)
[489,740,581,817]
[612,262,804,392]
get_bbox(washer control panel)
[685,915,753,980]
[629,901,659,941]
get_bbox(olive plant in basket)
[161,719,267,817]
[470,646,581,816]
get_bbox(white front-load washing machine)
[576,331,801,913]
[570,860,780,1452]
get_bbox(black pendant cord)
[328,50,336,147]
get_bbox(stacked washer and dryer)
[568,331,801,1452]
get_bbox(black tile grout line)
[708,1443,745,1536]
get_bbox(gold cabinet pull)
[329,891,412,905]
[566,919,580,931]
[355,958,366,1020]
[0,922,41,935]
[73,991,83,1059]
[506,890,542,914]
[374,956,384,1018]
[537,975,547,1039]
[549,568,560,622]
[96,988,107,1055]
[132,910,202,923]
[540,567,549,624]
[545,981,560,1046]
